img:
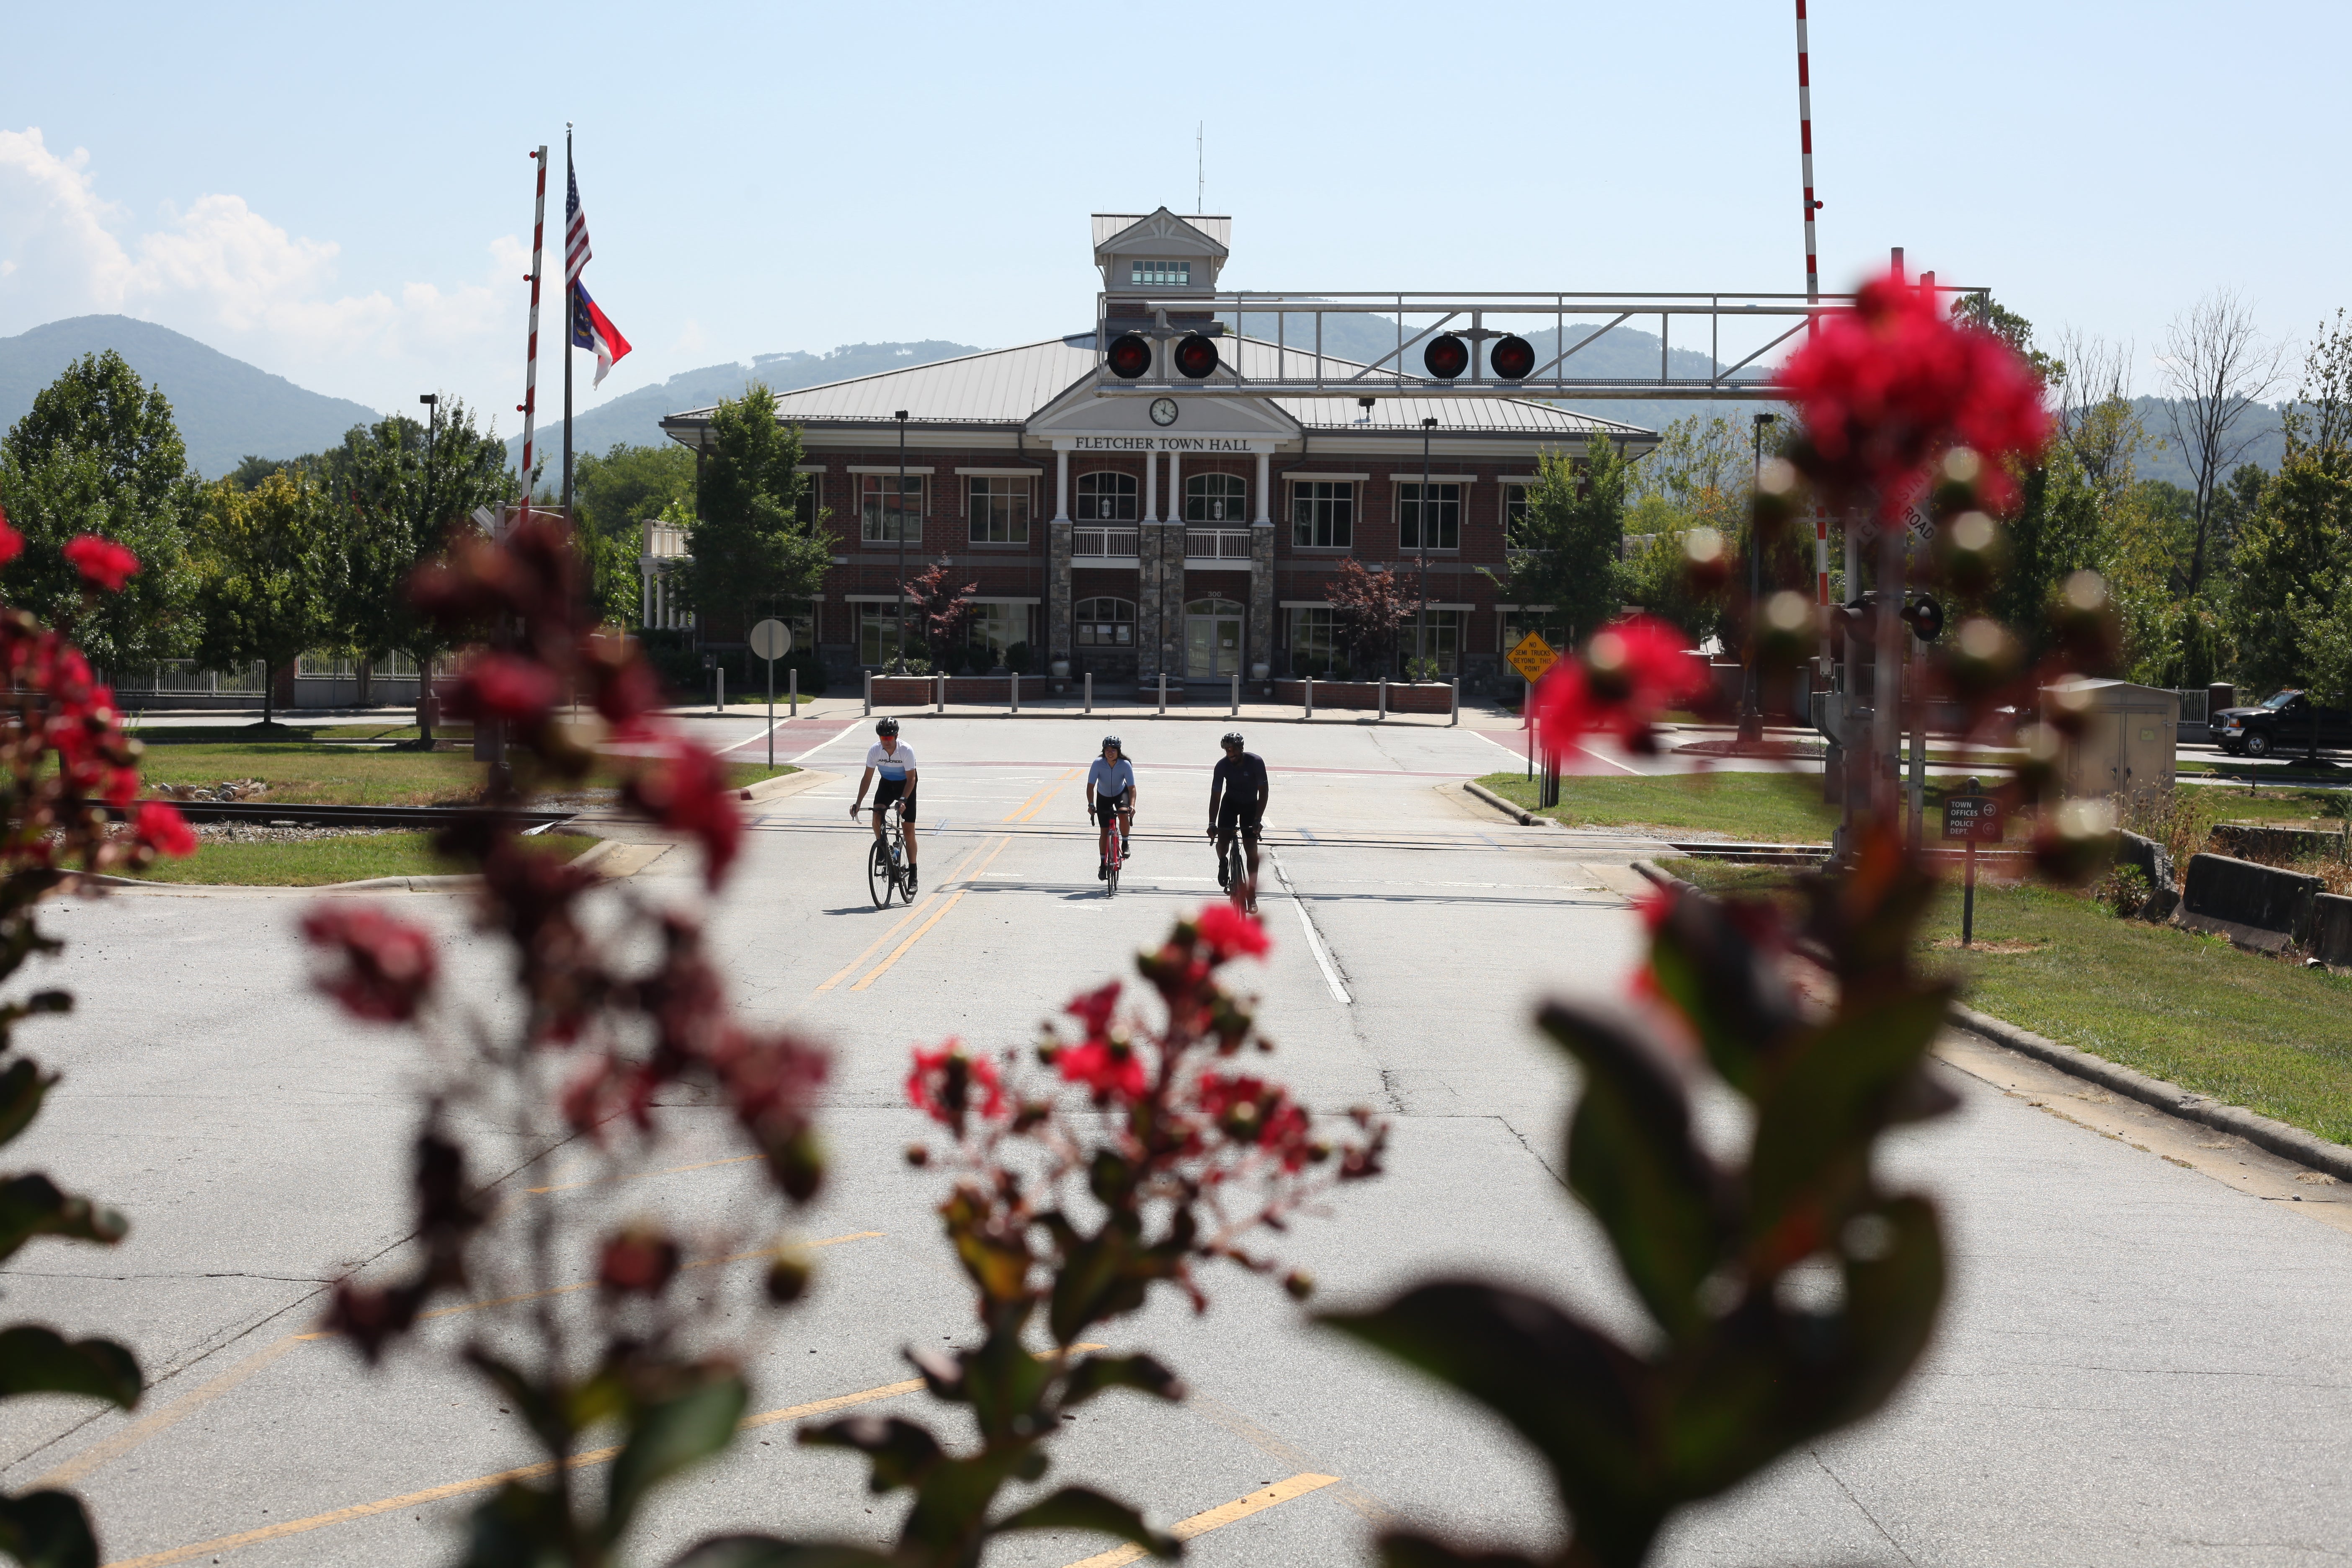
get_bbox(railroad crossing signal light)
[1172,333,1220,379]
[1490,334,1535,380]
[1423,333,1469,380]
[1904,594,1946,642]
[1106,333,1153,379]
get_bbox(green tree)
[685,384,829,638]
[0,350,202,671]
[334,400,513,742]
[1489,440,1632,649]
[572,442,695,541]
[2227,312,2352,699]
[193,472,345,728]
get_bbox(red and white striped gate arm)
[1795,1,1820,312]
[517,145,549,526]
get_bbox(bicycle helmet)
[876,717,899,736]
[1221,732,1245,748]
[1101,735,1122,751]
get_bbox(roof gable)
[1091,210,1231,258]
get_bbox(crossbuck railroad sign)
[1506,632,1559,684]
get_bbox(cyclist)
[1085,735,1137,882]
[850,717,919,894]
[1207,732,1268,913]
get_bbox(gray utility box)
[2042,678,2177,802]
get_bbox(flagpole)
[519,146,547,521]
[562,124,575,529]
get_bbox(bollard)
[1158,673,1167,714]
[715,667,725,715]
[1304,676,1313,719]
[936,673,945,714]
[1378,677,1387,721]
[1449,678,1459,727]
[789,666,799,720]
[1084,672,1092,714]
[1011,671,1019,714]
[863,670,872,717]
[1230,672,1239,717]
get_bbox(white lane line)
[1469,724,1643,776]
[1264,848,1349,1006]
[789,725,864,766]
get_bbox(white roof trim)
[1282,472,1370,482]
[954,467,1043,477]
[1389,474,1481,486]
[846,465,936,475]
[795,464,828,474]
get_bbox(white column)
[1054,448,1070,522]
[1168,450,1183,531]
[1144,449,1158,524]
[1254,449,1271,525]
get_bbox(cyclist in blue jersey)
[1085,735,1137,882]
[850,717,920,893]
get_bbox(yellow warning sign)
[1506,631,1559,684]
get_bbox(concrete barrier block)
[2177,852,2322,952]
[2315,893,2352,972]
[2115,830,2179,920]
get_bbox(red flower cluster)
[443,652,560,726]
[300,905,439,1022]
[1777,270,2050,513]
[1194,903,1271,962]
[0,506,21,567]
[1532,614,1710,756]
[619,727,743,890]
[135,801,197,858]
[597,1226,683,1297]
[908,1039,1009,1132]
[62,535,140,592]
[1197,1073,1314,1171]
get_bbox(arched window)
[1075,597,1135,647]
[1184,473,1247,522]
[1075,472,1139,522]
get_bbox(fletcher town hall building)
[654,210,1656,691]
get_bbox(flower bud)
[766,1251,812,1305]
[1283,1269,1315,1301]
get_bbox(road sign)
[1506,631,1558,684]
[1941,794,2004,843]
[748,618,793,660]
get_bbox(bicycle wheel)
[868,839,894,907]
[1105,824,1121,897]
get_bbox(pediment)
[1092,207,1229,262]
[1028,377,1298,444]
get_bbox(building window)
[860,606,914,667]
[1291,481,1354,549]
[1129,260,1191,287]
[1404,609,1463,677]
[795,474,823,531]
[1501,482,1532,547]
[968,477,1031,544]
[1500,607,1564,662]
[1076,472,1140,522]
[1398,482,1462,551]
[1289,606,1345,678]
[1075,597,1134,647]
[859,475,926,544]
[1185,473,1247,523]
[964,603,1028,665]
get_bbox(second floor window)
[1501,482,1532,547]
[1185,473,1246,523]
[1076,472,1140,522]
[968,477,1030,544]
[1398,481,1462,551]
[859,475,926,545]
[1292,481,1354,549]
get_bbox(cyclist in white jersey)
[850,717,920,893]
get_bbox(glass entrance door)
[1184,598,1243,678]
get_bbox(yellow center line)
[101,1342,1109,1568]
[1008,768,1080,824]
[291,1230,887,1340]
[814,838,988,993]
[1059,1473,1341,1568]
[1002,778,1054,821]
[850,834,1012,992]
[34,1334,304,1490]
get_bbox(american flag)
[565,165,591,285]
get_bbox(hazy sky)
[3,1,2343,440]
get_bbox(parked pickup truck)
[2212,689,2352,756]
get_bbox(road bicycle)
[1215,826,1259,914]
[1095,805,1131,898]
[865,799,910,908]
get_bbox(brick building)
[655,210,1656,691]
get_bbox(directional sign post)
[1940,779,2004,946]
[748,618,794,769]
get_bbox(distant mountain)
[0,316,384,480]
[511,340,983,471]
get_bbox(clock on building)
[1149,397,1179,427]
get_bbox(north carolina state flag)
[569,280,632,389]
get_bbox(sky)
[2,0,2344,444]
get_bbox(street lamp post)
[893,410,910,675]
[1417,415,1438,682]
[1738,412,1779,743]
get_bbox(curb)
[1463,779,1547,826]
[740,769,833,803]
[1946,1003,2352,1184]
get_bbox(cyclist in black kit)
[1207,732,1268,913]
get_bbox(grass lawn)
[133,832,603,887]
[1476,771,2036,845]
[1663,858,2352,1147]
[133,740,794,806]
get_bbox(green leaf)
[0,1061,53,1153]
[462,1350,569,1456]
[666,1540,900,1568]
[1816,1195,1945,1431]
[0,1176,126,1266]
[993,1485,1178,1559]
[0,1488,98,1568]
[0,1328,139,1409]
[1539,1003,1724,1338]
[606,1370,749,1540]
[1640,892,1802,1097]
[801,1415,945,1494]
[1059,1352,1184,1409]
[459,1480,571,1568]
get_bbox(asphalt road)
[5,713,2352,1567]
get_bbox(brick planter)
[869,676,1017,705]
[1273,679,1454,714]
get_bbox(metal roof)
[1091,213,1233,249]
[661,334,1654,440]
